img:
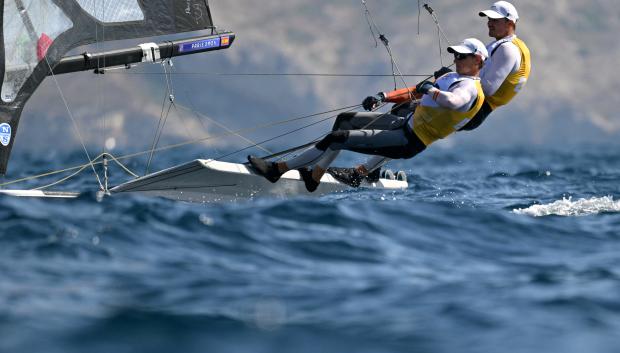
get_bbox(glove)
[362,93,385,111]
[415,81,436,95]
[433,66,453,79]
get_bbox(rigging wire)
[141,104,360,160]
[347,3,458,141]
[42,54,105,191]
[437,26,443,66]
[241,102,368,162]
[270,0,423,156]
[258,96,424,163]
[260,102,392,162]
[257,1,455,162]
[145,59,175,175]
[361,0,412,96]
[210,110,345,162]
[33,152,139,191]
[96,0,105,190]
[13,0,104,190]
[417,0,421,35]
[165,61,204,144]
[7,3,460,191]
[422,3,452,66]
[33,164,91,191]
[423,4,452,47]
[181,96,272,155]
[106,72,433,78]
[171,97,199,142]
[0,104,360,188]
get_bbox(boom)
[52,32,235,75]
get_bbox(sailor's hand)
[433,66,452,79]
[415,81,436,95]
[362,93,385,111]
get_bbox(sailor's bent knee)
[316,130,349,151]
[332,112,357,131]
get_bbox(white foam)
[513,196,620,217]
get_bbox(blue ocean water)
[1,144,619,353]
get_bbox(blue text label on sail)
[179,38,221,53]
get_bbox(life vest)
[411,75,485,146]
[485,37,531,110]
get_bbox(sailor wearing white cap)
[410,38,487,146]
[479,1,519,23]
[447,38,489,60]
[459,1,531,131]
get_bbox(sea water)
[1,144,619,353]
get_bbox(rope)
[253,103,365,161]
[259,99,417,163]
[422,3,453,66]
[253,1,459,164]
[417,0,421,35]
[145,59,174,174]
[362,0,413,101]
[208,104,363,161]
[3,3,458,192]
[97,0,109,191]
[134,104,361,160]
[36,23,105,190]
[423,4,452,46]
[34,164,91,190]
[106,153,140,178]
[107,72,433,78]
[363,1,397,91]
[33,152,140,190]
[211,0,453,164]
[211,113,337,162]
[0,104,360,188]
[180,96,272,155]
[30,151,138,191]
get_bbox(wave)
[513,196,620,217]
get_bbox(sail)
[0,0,214,175]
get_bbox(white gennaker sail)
[0,0,409,202]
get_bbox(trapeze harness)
[410,73,485,145]
[459,36,531,131]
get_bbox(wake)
[513,196,620,217]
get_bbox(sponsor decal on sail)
[0,124,12,147]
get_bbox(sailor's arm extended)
[382,67,453,104]
[381,86,420,104]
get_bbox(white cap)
[447,38,488,61]
[479,1,519,23]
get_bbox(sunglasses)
[454,53,475,60]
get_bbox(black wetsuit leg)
[332,112,406,131]
[326,125,425,160]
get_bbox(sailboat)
[0,0,407,202]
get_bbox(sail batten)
[0,0,221,175]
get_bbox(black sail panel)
[0,0,214,175]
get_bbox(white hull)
[110,159,408,202]
[0,189,80,198]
